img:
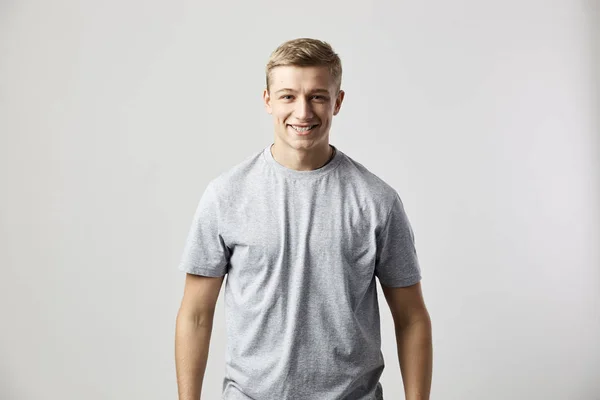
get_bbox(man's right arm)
[175,273,225,400]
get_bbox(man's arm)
[381,281,433,400]
[175,273,225,400]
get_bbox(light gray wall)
[1,1,598,399]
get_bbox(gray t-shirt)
[178,143,422,400]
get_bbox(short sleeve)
[375,192,422,287]
[178,181,230,277]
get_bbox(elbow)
[176,306,216,328]
[394,308,431,330]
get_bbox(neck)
[270,141,335,171]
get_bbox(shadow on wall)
[0,0,19,26]
[586,0,600,236]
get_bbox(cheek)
[276,113,292,124]
[271,106,289,119]
[274,114,288,126]
[317,112,330,123]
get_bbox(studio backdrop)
[1,0,599,399]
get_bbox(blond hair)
[265,38,343,94]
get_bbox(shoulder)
[207,145,267,196]
[339,149,400,211]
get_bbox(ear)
[263,88,273,114]
[333,90,345,116]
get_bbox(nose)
[294,97,313,120]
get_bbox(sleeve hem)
[178,263,227,277]
[378,273,422,288]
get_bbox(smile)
[288,124,318,132]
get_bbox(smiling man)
[175,38,433,400]
[265,63,340,171]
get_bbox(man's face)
[263,65,344,151]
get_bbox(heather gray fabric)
[178,143,422,400]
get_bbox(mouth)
[287,124,319,134]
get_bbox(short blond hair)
[265,38,343,94]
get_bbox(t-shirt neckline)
[262,143,343,180]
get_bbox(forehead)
[269,65,334,92]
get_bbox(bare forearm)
[394,316,433,400]
[175,311,214,400]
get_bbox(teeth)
[290,125,315,132]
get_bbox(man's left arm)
[381,281,433,400]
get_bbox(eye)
[281,95,293,100]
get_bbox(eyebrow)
[274,88,330,95]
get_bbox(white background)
[1,1,599,399]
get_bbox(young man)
[175,38,432,400]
